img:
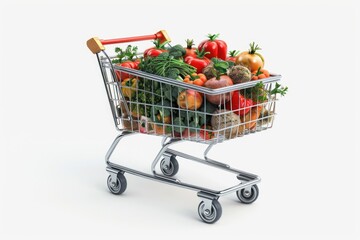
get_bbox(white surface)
[1,1,360,239]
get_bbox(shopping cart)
[87,30,282,223]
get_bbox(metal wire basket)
[100,57,280,144]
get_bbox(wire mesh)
[99,54,280,144]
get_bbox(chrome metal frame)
[105,131,260,200]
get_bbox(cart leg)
[105,131,134,195]
[204,143,231,168]
[105,131,135,166]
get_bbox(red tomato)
[144,48,166,58]
[184,48,211,73]
[133,59,141,69]
[144,39,168,58]
[226,50,240,62]
[185,48,197,58]
[185,56,210,73]
[198,34,227,60]
[225,91,253,116]
[115,60,138,81]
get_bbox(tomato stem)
[255,66,263,76]
[228,50,240,57]
[195,48,210,59]
[152,39,169,49]
[207,33,220,41]
[186,39,194,49]
[249,42,261,54]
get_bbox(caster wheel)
[107,172,127,195]
[160,156,179,177]
[236,184,259,204]
[198,199,222,224]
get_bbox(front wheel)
[107,173,127,195]
[198,199,222,224]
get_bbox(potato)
[240,105,263,130]
[228,65,251,84]
[211,109,241,139]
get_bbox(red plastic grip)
[100,34,157,45]
[100,30,170,45]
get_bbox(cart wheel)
[107,173,127,195]
[160,156,179,177]
[236,184,259,204]
[198,199,222,224]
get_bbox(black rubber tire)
[198,199,222,224]
[160,156,179,177]
[107,173,127,195]
[236,185,259,204]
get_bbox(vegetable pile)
[112,34,287,141]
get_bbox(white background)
[1,0,359,239]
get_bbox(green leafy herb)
[139,52,196,79]
[270,82,288,96]
[209,58,232,79]
[243,82,288,103]
[112,45,138,63]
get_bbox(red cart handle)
[87,30,171,54]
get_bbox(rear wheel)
[236,185,259,204]
[160,156,179,177]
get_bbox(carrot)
[182,73,207,86]
[198,73,207,82]
[261,69,270,77]
[193,79,204,86]
[258,74,266,79]
[252,67,270,80]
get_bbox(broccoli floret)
[168,44,186,59]
[166,68,180,79]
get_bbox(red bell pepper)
[184,48,211,73]
[225,91,253,116]
[198,34,227,60]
